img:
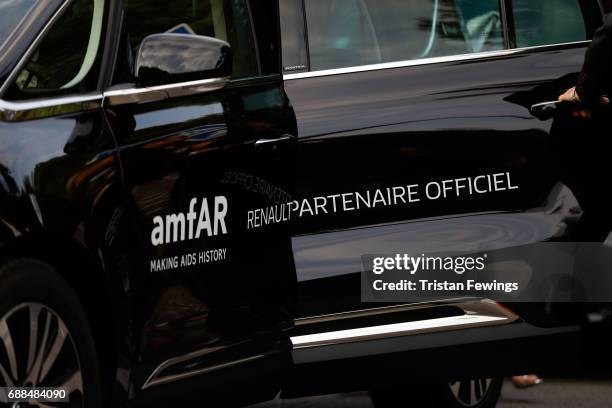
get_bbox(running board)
[283,299,576,398]
[290,299,518,350]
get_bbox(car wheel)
[446,378,503,407]
[0,259,101,407]
[370,377,503,408]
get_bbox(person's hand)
[558,87,609,119]
[558,86,581,103]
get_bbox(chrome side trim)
[294,297,477,326]
[0,93,102,121]
[283,40,591,81]
[290,299,518,349]
[0,77,229,121]
[0,0,73,97]
[142,353,265,390]
[141,300,514,389]
[102,77,230,106]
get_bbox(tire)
[0,258,102,407]
[370,377,503,408]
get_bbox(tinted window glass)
[0,0,37,48]
[123,0,258,79]
[4,0,105,100]
[304,0,504,71]
[513,0,587,48]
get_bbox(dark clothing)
[555,13,612,239]
[576,13,612,103]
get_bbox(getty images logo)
[372,254,487,275]
[151,196,228,246]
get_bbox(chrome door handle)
[254,134,295,148]
[530,101,562,120]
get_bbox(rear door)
[281,0,602,316]
[104,0,296,404]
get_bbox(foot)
[511,375,543,389]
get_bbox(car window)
[0,0,37,49]
[3,0,106,101]
[122,0,259,79]
[304,0,504,71]
[512,0,587,48]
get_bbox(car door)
[103,0,296,405]
[280,0,603,316]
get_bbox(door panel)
[107,83,294,395]
[105,0,295,402]
[284,44,589,316]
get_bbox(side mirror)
[135,33,232,87]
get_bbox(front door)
[104,0,295,404]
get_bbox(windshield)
[0,0,37,48]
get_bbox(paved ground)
[499,378,612,408]
[252,378,612,408]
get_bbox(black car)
[0,0,607,407]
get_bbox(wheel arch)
[0,230,122,405]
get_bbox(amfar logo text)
[151,196,228,246]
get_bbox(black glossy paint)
[106,76,296,403]
[0,0,295,406]
[0,0,605,406]
[284,43,606,316]
[107,1,296,405]
[0,110,130,405]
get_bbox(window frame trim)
[500,0,517,49]
[283,40,591,81]
[0,92,102,121]
[279,0,309,73]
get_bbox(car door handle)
[530,101,562,120]
[254,134,295,149]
